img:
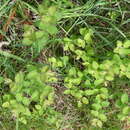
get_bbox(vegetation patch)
[0,0,130,129]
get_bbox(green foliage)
[49,28,130,128]
[1,0,130,129]
[0,76,4,84]
[2,65,61,127]
[22,2,61,52]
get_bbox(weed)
[0,0,130,129]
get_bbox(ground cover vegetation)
[0,0,130,129]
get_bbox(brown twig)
[0,7,16,40]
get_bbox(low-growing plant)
[49,28,130,128]
[1,0,130,129]
[22,1,61,53]
[2,65,62,128]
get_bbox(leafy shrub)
[22,1,61,52]
[49,28,130,128]
[2,65,61,128]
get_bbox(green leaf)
[24,108,31,116]
[35,105,42,110]
[77,101,82,108]
[49,57,57,64]
[77,38,85,48]
[118,48,130,55]
[31,91,39,101]
[100,94,108,99]
[69,44,75,51]
[64,90,70,95]
[84,33,92,43]
[94,79,104,86]
[16,93,23,102]
[117,114,126,121]
[75,50,83,57]
[122,106,129,115]
[57,61,63,67]
[99,114,107,122]
[92,61,99,69]
[120,64,126,71]
[115,100,123,108]
[19,117,27,124]
[22,37,31,44]
[35,31,44,39]
[15,72,24,83]
[2,102,10,108]
[73,78,81,85]
[39,21,58,35]
[47,25,58,35]
[97,120,103,128]
[101,101,109,107]
[61,56,69,66]
[22,97,30,106]
[92,103,102,110]
[100,88,108,94]
[126,71,130,78]
[77,71,83,78]
[84,80,91,86]
[17,104,26,113]
[123,40,130,48]
[48,6,57,16]
[82,97,89,104]
[69,67,76,76]
[27,70,39,79]
[117,41,122,47]
[79,28,87,36]
[91,110,99,117]
[85,90,94,96]
[121,93,128,104]
[75,93,82,99]
[93,89,99,94]
[105,75,114,81]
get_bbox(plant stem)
[16,115,19,130]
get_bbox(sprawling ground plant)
[0,0,130,129]
[22,1,61,53]
[49,28,130,128]
[2,65,62,129]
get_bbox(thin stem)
[16,115,19,130]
